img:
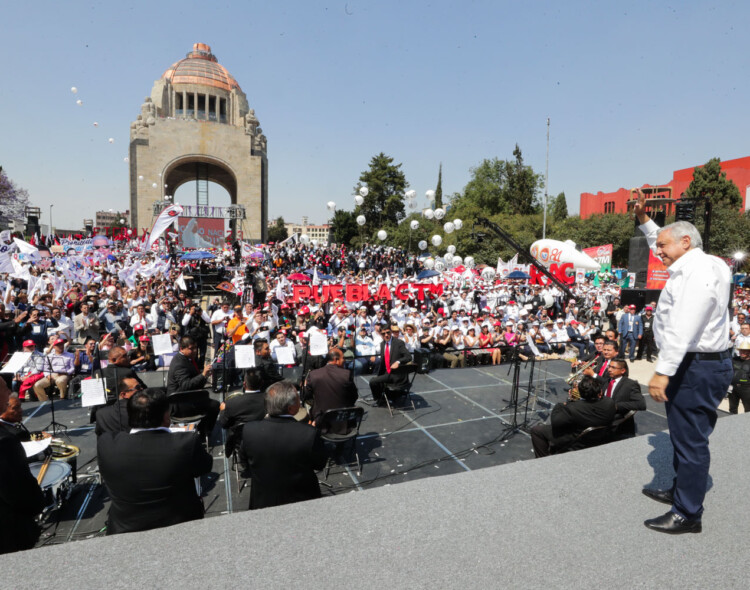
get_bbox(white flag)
[12,238,39,256]
[496,257,504,274]
[143,205,183,252]
[176,273,188,291]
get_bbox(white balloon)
[76,99,83,106]
[425,189,436,200]
[423,208,434,220]
[71,87,78,94]
[356,215,366,226]
[453,219,463,230]
[327,201,336,211]
[434,258,446,272]
[108,138,114,144]
[311,239,319,247]
[447,245,456,254]
[431,234,442,247]
[93,122,98,127]
[406,189,417,199]
[453,255,463,267]
[354,195,364,206]
[138,175,144,181]
[152,183,158,188]
[481,267,496,280]
[377,230,387,241]
[410,220,420,230]
[119,218,125,224]
[124,157,129,163]
[299,234,310,244]
[444,253,453,264]
[443,222,455,234]
[434,208,446,220]
[423,257,435,269]
[464,256,475,269]
[418,240,428,251]
[359,186,369,197]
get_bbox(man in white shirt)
[269,330,297,364]
[210,301,233,355]
[635,191,733,535]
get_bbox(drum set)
[29,439,80,514]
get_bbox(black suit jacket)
[95,398,130,436]
[608,377,646,437]
[376,336,412,386]
[242,416,327,510]
[167,353,208,394]
[97,429,212,535]
[257,357,283,391]
[550,397,616,449]
[306,363,359,424]
[0,428,46,554]
[218,390,266,455]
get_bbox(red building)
[580,155,750,218]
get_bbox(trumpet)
[566,356,597,400]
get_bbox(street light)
[733,251,745,272]
[49,204,54,237]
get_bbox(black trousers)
[728,384,750,414]
[530,424,553,458]
[636,331,656,361]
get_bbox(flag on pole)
[143,205,183,252]
[13,237,39,256]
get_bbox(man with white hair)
[635,190,733,535]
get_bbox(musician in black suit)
[531,376,616,457]
[89,347,147,424]
[219,368,266,463]
[368,325,412,405]
[254,338,284,392]
[583,339,619,388]
[166,337,220,438]
[95,376,143,436]
[242,381,327,510]
[97,388,213,535]
[603,359,646,438]
[0,379,46,554]
[304,347,358,425]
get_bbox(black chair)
[383,364,419,417]
[316,406,364,479]
[167,389,210,446]
[550,410,639,455]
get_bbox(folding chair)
[167,389,210,447]
[316,406,365,479]
[383,364,419,417]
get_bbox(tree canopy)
[684,157,742,209]
[0,167,30,228]
[330,209,358,245]
[267,216,288,243]
[551,192,568,222]
[354,153,408,236]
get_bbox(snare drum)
[50,439,81,483]
[29,460,73,512]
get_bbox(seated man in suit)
[95,376,144,436]
[166,336,220,439]
[603,359,646,438]
[530,376,616,458]
[242,381,327,510]
[304,347,358,426]
[583,339,619,388]
[253,338,284,392]
[0,379,47,554]
[219,368,266,467]
[97,388,213,535]
[89,346,147,424]
[368,325,412,406]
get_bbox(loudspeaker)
[628,236,652,288]
[675,201,696,222]
[413,349,431,374]
[620,288,662,311]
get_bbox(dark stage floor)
[19,359,686,548]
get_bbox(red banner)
[582,243,613,272]
[646,251,669,289]
[528,263,575,286]
[290,283,444,303]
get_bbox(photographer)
[181,303,211,366]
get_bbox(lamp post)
[49,204,54,237]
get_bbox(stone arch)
[162,155,238,203]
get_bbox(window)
[604,201,615,214]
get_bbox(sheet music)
[526,333,541,357]
[81,377,108,407]
[1,352,31,374]
[309,331,329,356]
[151,333,174,356]
[21,438,51,458]
[275,346,295,365]
[234,345,256,368]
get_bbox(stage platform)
[12,359,683,550]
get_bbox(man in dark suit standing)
[368,325,412,405]
[531,376,616,457]
[0,380,46,554]
[166,337,220,438]
[95,376,143,436]
[253,338,284,392]
[602,359,646,438]
[304,347,358,425]
[97,388,212,535]
[242,381,327,510]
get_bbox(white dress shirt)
[640,219,731,376]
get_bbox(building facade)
[129,43,268,241]
[283,216,332,245]
[580,155,750,219]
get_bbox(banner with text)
[290,282,444,303]
[646,251,669,289]
[582,243,613,273]
[178,217,225,249]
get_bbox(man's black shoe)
[644,511,701,534]
[642,487,674,505]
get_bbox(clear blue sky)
[2,1,749,231]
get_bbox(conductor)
[635,190,734,534]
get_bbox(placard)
[0,352,32,374]
[309,331,329,356]
[152,333,174,356]
[274,346,295,365]
[234,345,256,368]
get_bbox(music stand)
[41,351,69,438]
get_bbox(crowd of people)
[2,233,750,551]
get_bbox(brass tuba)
[566,356,597,400]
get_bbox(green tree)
[354,153,408,235]
[330,209,359,246]
[435,163,443,209]
[549,213,634,267]
[267,216,288,243]
[551,192,568,222]
[455,145,543,216]
[0,167,30,228]
[684,157,742,209]
[695,205,750,259]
